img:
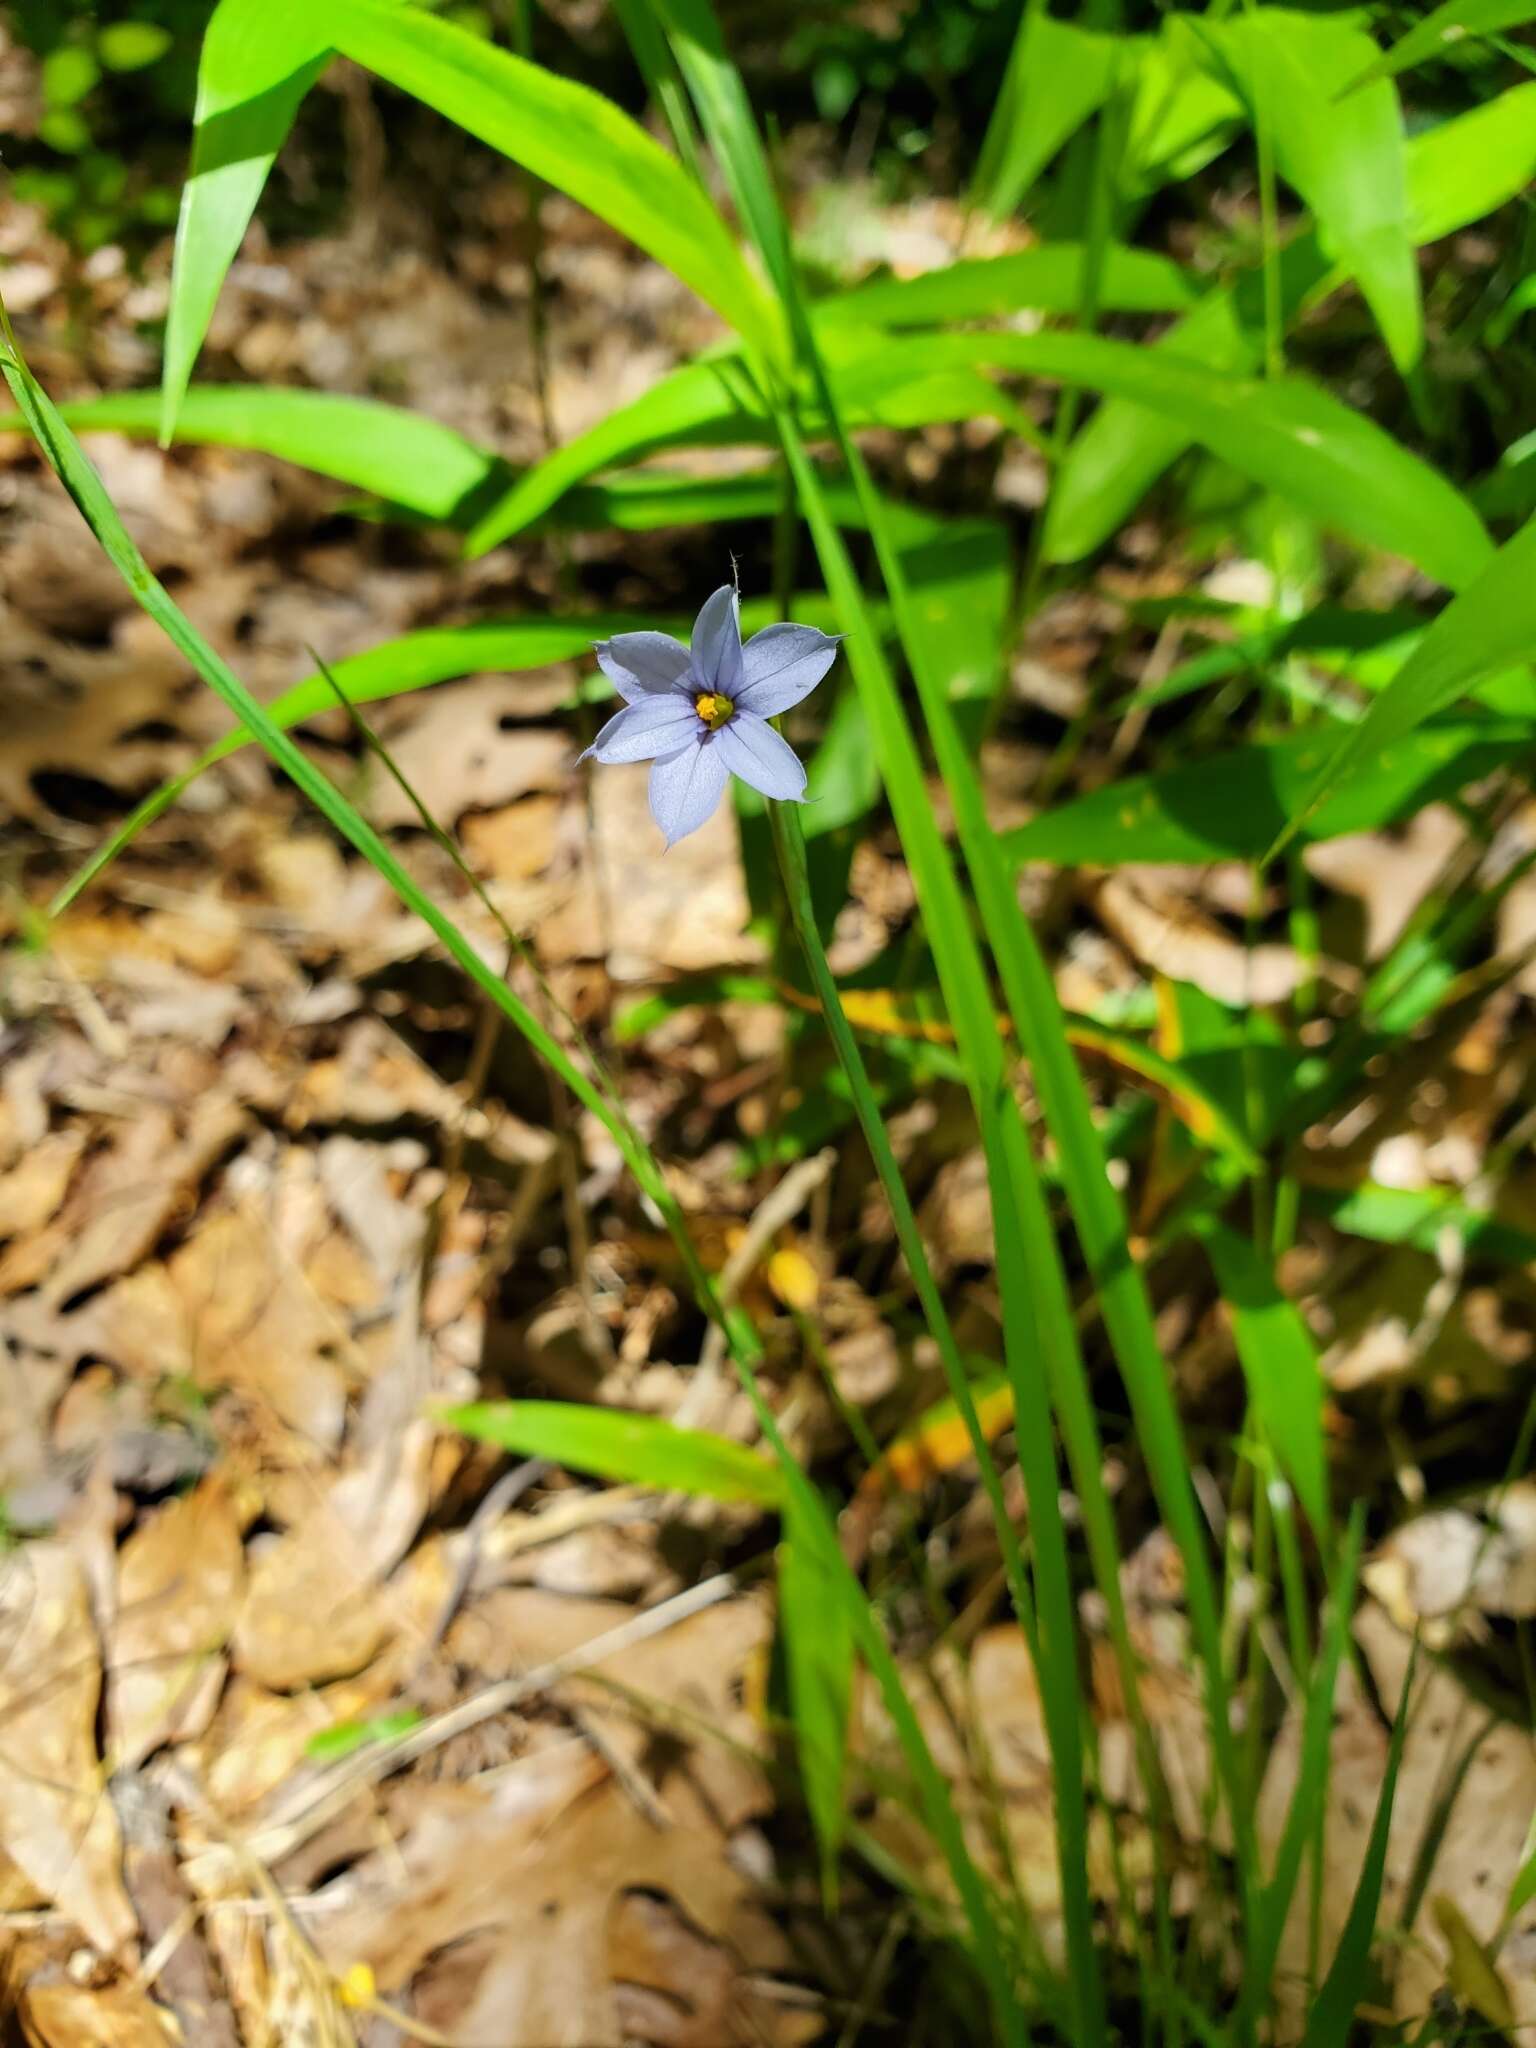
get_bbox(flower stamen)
[694,691,735,730]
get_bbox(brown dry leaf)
[1259,1599,1536,2039]
[369,687,571,826]
[1093,872,1352,1007]
[233,1420,435,1688]
[0,1093,246,1304]
[19,1981,178,2048]
[0,1130,85,1240]
[310,1586,811,2047]
[109,1472,248,1769]
[165,1202,350,1448]
[0,1542,137,1954]
[1364,1482,1536,1643]
[1306,806,1465,960]
[536,761,763,975]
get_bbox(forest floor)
[3,50,1536,2048]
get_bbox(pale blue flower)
[581,586,841,846]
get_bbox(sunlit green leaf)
[1198,8,1421,370]
[819,244,1197,328]
[443,1400,785,1505]
[0,385,496,521]
[972,10,1123,218]
[779,1497,854,1901]
[162,0,332,442]
[1277,513,1536,856]
[1199,1223,1330,1542]
[328,0,786,367]
[846,330,1491,591]
[1346,0,1536,90]
[1003,722,1530,868]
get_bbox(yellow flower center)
[694,691,735,730]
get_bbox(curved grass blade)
[1299,1646,1414,2048]
[641,5,1103,2032]
[779,1490,857,1905]
[161,0,331,442]
[1236,1512,1362,2031]
[1048,86,1536,563]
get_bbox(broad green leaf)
[1408,83,1536,243]
[442,1400,785,1505]
[1121,26,1243,195]
[0,386,497,522]
[1003,722,1531,868]
[972,10,1123,218]
[1048,87,1536,562]
[1199,1222,1329,1542]
[1278,513,1536,857]
[1347,0,1536,89]
[779,1496,855,1901]
[1304,1183,1536,1266]
[1197,9,1420,371]
[818,243,1197,328]
[327,0,785,367]
[162,0,331,442]
[849,330,1491,592]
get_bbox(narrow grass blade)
[466,358,755,555]
[641,6,1100,2033]
[162,0,330,441]
[854,474,1256,1919]
[768,803,1039,1648]
[779,1492,856,1903]
[1299,1647,1415,2048]
[443,1400,785,1504]
[48,617,651,919]
[1047,86,1536,562]
[1198,1224,1330,1548]
[1237,1511,1363,2032]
